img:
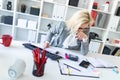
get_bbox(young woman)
[43,10,93,55]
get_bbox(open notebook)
[86,57,117,68]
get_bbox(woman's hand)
[76,31,88,40]
[43,42,50,49]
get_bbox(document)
[86,57,117,68]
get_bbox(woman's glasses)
[78,27,90,32]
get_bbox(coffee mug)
[0,34,12,47]
[8,59,26,79]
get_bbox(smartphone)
[79,60,90,68]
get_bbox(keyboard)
[22,43,63,60]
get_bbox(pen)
[41,50,46,62]
[57,60,63,75]
[63,63,81,72]
[66,65,70,75]
[32,48,40,64]
[112,68,118,74]
[36,57,47,75]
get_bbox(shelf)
[41,17,55,21]
[16,12,39,18]
[92,9,112,15]
[30,0,41,3]
[0,9,14,13]
[44,1,66,6]
[0,23,12,27]
[68,5,86,10]
[109,30,120,34]
[15,26,37,31]
[90,27,106,31]
[39,30,47,34]
[91,39,103,43]
[41,16,65,21]
[43,0,55,4]
[105,42,120,48]
[18,0,41,3]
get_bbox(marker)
[112,68,118,74]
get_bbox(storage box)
[30,6,40,16]
[1,16,13,25]
[68,0,79,7]
[17,19,27,28]
[27,20,37,29]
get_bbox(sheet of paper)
[96,58,115,68]
[87,57,104,67]
[87,57,116,68]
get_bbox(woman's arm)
[43,21,64,48]
[43,25,57,48]
[76,30,89,55]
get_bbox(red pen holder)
[32,62,46,77]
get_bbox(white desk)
[0,41,120,80]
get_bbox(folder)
[89,40,102,53]
[52,4,58,20]
[58,59,99,78]
[114,49,120,56]
[52,4,66,20]
[56,5,66,20]
[78,0,89,9]
[17,18,27,28]
[116,7,120,16]
[0,1,2,9]
[28,30,36,43]
[0,15,2,22]
[109,16,120,31]
[94,12,107,28]
[27,20,37,30]
[40,34,46,44]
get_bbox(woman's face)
[77,23,89,32]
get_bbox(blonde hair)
[66,10,93,34]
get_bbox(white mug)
[8,59,26,79]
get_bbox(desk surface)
[0,41,120,80]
